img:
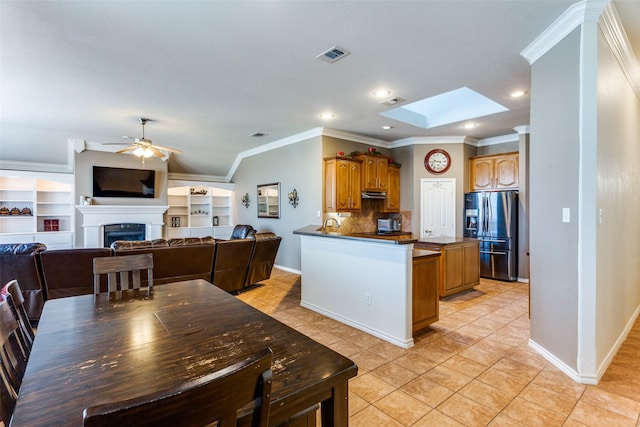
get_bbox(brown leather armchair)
[0,243,46,324]
[210,239,255,293]
[40,248,112,299]
[246,233,282,286]
[229,224,256,240]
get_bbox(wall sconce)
[288,188,299,208]
[241,193,250,208]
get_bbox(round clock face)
[425,149,451,174]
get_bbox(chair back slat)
[82,348,273,427]
[0,298,29,423]
[1,280,35,353]
[93,254,154,295]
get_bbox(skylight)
[378,87,508,130]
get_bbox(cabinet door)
[336,160,353,211]
[382,165,400,212]
[443,245,464,292]
[360,155,388,191]
[494,154,519,189]
[412,256,439,332]
[470,158,493,191]
[348,161,362,210]
[462,242,480,287]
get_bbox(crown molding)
[389,135,471,148]
[513,125,530,135]
[225,127,389,181]
[477,133,519,147]
[0,140,76,173]
[167,173,231,185]
[521,0,608,65]
[599,2,640,97]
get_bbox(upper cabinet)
[469,152,519,191]
[324,157,362,212]
[355,154,388,192]
[381,164,400,212]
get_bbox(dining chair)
[92,253,154,295]
[82,347,273,427]
[1,280,35,355]
[0,298,30,423]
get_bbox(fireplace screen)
[103,223,146,248]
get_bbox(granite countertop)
[416,236,478,245]
[294,225,417,245]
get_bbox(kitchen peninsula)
[294,225,440,348]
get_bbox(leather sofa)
[0,243,46,325]
[112,237,216,286]
[0,229,281,322]
[40,248,111,299]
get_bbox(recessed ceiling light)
[319,112,335,120]
[373,89,391,98]
[381,125,393,130]
[462,123,478,129]
[510,90,528,98]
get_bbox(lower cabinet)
[412,251,440,333]
[415,239,480,297]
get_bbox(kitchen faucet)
[322,217,340,231]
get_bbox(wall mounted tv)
[93,166,155,198]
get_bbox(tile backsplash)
[323,201,412,234]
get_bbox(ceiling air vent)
[379,97,405,106]
[316,46,350,64]
[249,132,266,137]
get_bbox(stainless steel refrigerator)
[463,191,518,281]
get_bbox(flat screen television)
[93,166,155,198]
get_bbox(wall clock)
[424,149,451,174]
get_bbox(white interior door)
[420,178,456,238]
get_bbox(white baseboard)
[274,264,301,275]
[529,302,640,385]
[517,277,530,283]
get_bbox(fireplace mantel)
[76,205,169,248]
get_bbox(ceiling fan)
[106,117,182,166]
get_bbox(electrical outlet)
[562,208,570,223]
[365,293,372,305]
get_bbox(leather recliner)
[229,224,256,240]
[246,233,282,286]
[210,239,255,293]
[0,243,47,324]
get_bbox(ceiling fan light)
[143,148,154,158]
[132,146,145,157]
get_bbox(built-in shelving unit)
[165,181,235,240]
[0,171,75,248]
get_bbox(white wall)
[594,25,640,371]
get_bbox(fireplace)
[76,205,169,248]
[103,223,146,248]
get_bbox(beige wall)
[74,150,169,247]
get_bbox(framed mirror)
[257,182,280,218]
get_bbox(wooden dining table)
[10,279,358,426]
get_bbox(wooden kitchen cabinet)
[356,154,388,192]
[412,250,440,332]
[324,157,362,212]
[381,164,400,212]
[470,152,519,191]
[415,238,480,297]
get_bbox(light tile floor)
[238,268,640,427]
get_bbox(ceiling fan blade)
[116,146,136,154]
[152,144,182,153]
[149,146,166,158]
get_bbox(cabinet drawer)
[0,233,35,244]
